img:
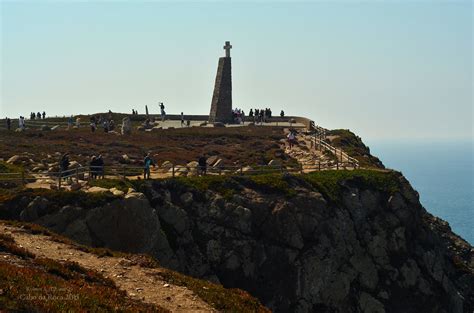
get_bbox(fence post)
[318,161,321,171]
[172,164,175,178]
[336,161,339,170]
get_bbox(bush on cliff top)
[302,169,400,202]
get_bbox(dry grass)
[0,126,295,170]
[0,230,168,312]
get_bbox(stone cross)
[223,41,232,57]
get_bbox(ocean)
[367,140,473,245]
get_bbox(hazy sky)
[1,1,472,140]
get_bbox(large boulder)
[121,117,132,135]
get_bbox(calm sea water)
[367,140,473,245]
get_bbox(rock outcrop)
[1,171,472,312]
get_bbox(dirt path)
[0,223,217,313]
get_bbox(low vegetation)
[301,169,400,203]
[157,269,271,313]
[0,230,167,312]
[0,220,270,312]
[326,129,385,168]
[88,178,135,192]
[0,124,295,171]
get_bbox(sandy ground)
[0,222,217,313]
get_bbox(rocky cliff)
[1,170,472,312]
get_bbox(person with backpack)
[143,153,155,179]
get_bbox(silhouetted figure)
[96,155,104,179]
[90,156,98,179]
[6,118,11,131]
[280,110,285,118]
[60,153,70,179]
[181,112,184,127]
[42,111,46,119]
[198,155,207,176]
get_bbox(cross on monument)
[223,41,232,58]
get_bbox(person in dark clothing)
[143,153,155,179]
[96,155,104,179]
[280,110,285,118]
[60,153,70,179]
[6,118,11,131]
[42,111,46,119]
[89,156,98,179]
[198,156,207,176]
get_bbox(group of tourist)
[30,112,46,120]
[57,151,210,181]
[89,155,105,179]
[248,108,278,124]
[232,108,246,124]
[89,115,116,133]
[3,113,48,131]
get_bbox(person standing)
[19,116,25,130]
[181,112,184,127]
[287,130,296,149]
[42,111,46,119]
[96,155,104,179]
[159,103,166,122]
[89,156,98,179]
[143,153,155,180]
[6,118,11,131]
[60,153,70,179]
[198,155,207,176]
[67,116,73,129]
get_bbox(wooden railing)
[0,160,359,189]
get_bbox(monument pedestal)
[209,42,233,124]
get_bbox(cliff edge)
[1,170,472,312]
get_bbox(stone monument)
[121,117,132,135]
[209,41,233,124]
